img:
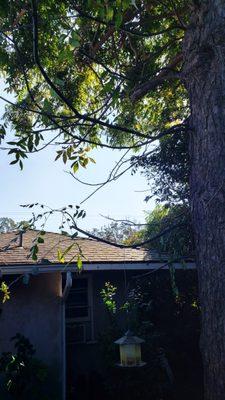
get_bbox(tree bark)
[183,1,225,399]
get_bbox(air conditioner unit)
[66,323,87,344]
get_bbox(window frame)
[65,274,93,323]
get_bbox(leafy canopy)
[93,204,193,257]
[0,0,189,173]
[0,1,193,263]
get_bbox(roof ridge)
[0,229,89,239]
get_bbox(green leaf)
[115,13,123,28]
[70,32,80,48]
[72,161,79,173]
[71,232,78,239]
[35,134,40,147]
[31,244,39,261]
[28,136,33,152]
[10,159,19,165]
[57,248,65,263]
[0,124,6,136]
[79,157,88,168]
[55,151,62,161]
[62,152,67,164]
[61,243,75,258]
[106,7,114,21]
[77,255,83,272]
[0,282,10,303]
[77,210,84,218]
[55,77,64,87]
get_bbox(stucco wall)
[0,272,63,396]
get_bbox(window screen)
[66,278,89,320]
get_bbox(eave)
[0,261,196,275]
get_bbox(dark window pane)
[66,306,89,319]
[66,278,90,321]
[72,279,88,289]
[67,290,88,306]
[66,322,92,344]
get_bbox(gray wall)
[0,272,64,396]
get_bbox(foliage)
[0,2,222,397]
[142,204,194,257]
[100,281,117,314]
[0,218,17,233]
[137,130,190,204]
[0,1,192,253]
[90,221,140,244]
[0,0,189,171]
[0,281,10,303]
[0,334,49,400]
[0,218,35,233]
[92,203,194,258]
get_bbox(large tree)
[0,1,224,398]
[0,217,33,232]
[0,217,17,233]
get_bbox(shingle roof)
[0,230,166,266]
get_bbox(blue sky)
[0,81,155,232]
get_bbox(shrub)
[0,334,49,400]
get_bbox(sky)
[0,81,155,233]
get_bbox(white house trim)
[0,261,196,275]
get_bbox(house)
[0,230,195,399]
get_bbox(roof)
[114,330,145,345]
[0,230,166,267]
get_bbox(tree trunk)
[183,1,225,399]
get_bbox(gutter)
[0,262,196,275]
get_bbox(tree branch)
[71,219,188,249]
[72,4,184,37]
[31,0,181,141]
[131,255,193,279]
[130,53,183,102]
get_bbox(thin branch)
[100,215,150,226]
[70,218,188,249]
[1,92,187,152]
[21,206,189,253]
[130,53,183,102]
[31,0,181,140]
[68,149,132,188]
[78,48,129,81]
[71,4,184,37]
[131,255,193,280]
[77,148,156,204]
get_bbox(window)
[65,276,94,343]
[66,322,93,344]
[66,278,90,321]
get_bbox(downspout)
[61,271,73,400]
[62,271,73,301]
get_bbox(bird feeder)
[114,330,146,367]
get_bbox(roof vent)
[18,230,24,247]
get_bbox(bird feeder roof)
[114,330,145,345]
